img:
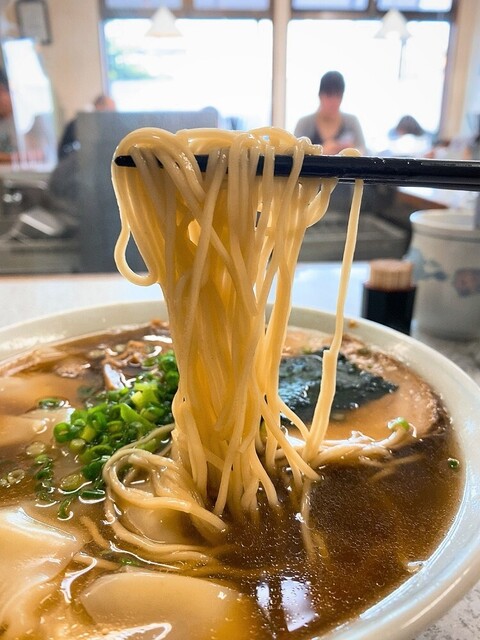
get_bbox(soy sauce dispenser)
[361,259,416,335]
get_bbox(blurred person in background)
[382,114,432,157]
[58,93,116,160]
[294,70,366,155]
[390,115,426,138]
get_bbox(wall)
[0,0,104,126]
[40,0,104,124]
[441,0,480,139]
[461,0,480,136]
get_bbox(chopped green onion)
[36,487,56,504]
[387,416,411,432]
[79,424,98,443]
[32,454,54,491]
[448,457,460,470]
[37,397,66,409]
[53,422,72,443]
[34,453,53,465]
[60,473,85,492]
[69,438,86,454]
[58,497,75,520]
[80,488,106,501]
[49,349,178,519]
[89,444,114,458]
[35,467,52,480]
[82,456,111,482]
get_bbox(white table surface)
[0,261,479,639]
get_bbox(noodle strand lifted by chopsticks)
[112,127,334,516]
[109,127,412,561]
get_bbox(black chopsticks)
[114,154,480,192]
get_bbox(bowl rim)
[0,299,480,640]
[410,208,480,239]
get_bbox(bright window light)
[286,18,450,153]
[105,18,272,130]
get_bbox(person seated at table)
[294,71,366,155]
[382,114,432,157]
[390,115,426,138]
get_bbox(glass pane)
[193,0,269,8]
[105,0,182,9]
[376,0,452,11]
[105,18,272,130]
[286,18,450,155]
[293,0,368,9]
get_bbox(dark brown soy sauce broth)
[213,425,462,639]
[0,323,464,638]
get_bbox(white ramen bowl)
[0,300,480,640]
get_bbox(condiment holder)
[362,259,416,334]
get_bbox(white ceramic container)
[407,208,480,340]
[0,300,480,640]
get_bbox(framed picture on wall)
[15,0,51,45]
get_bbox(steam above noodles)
[111,127,412,557]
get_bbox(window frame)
[100,0,272,20]
[99,0,457,21]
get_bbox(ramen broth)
[0,322,462,639]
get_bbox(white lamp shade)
[146,6,182,38]
[375,8,410,41]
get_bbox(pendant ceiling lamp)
[146,5,182,38]
[375,8,410,42]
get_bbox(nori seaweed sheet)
[278,349,397,423]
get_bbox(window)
[105,18,272,130]
[2,39,57,167]
[102,0,452,13]
[102,0,270,14]
[292,0,368,9]
[102,1,453,147]
[286,18,450,152]
[105,0,182,9]
[376,0,452,11]
[193,0,269,9]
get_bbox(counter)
[1,264,478,386]
[397,185,476,212]
[0,262,479,639]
